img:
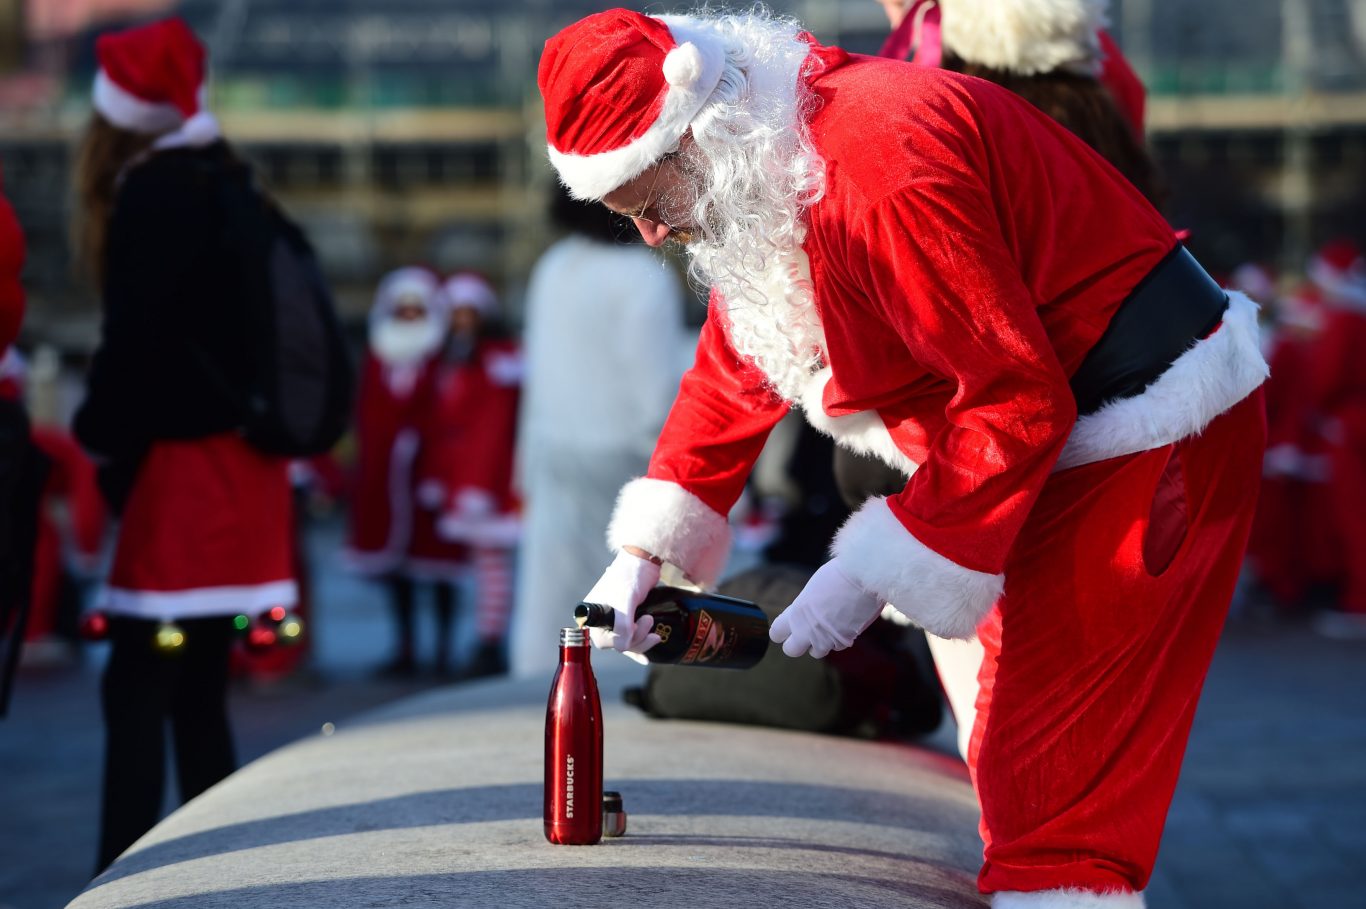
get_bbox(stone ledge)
[70,664,986,909]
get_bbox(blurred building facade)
[0,0,1362,351]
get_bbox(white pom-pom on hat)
[663,42,704,87]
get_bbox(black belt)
[1070,245,1229,417]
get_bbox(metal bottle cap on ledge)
[602,791,627,837]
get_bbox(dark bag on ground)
[209,166,354,457]
[625,564,944,739]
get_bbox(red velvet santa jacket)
[343,352,429,575]
[608,47,1268,636]
[413,336,521,518]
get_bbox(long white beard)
[696,238,825,403]
[372,320,442,367]
[673,12,828,403]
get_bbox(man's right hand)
[582,550,663,664]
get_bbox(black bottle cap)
[574,602,612,629]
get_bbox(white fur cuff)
[607,478,731,587]
[833,497,1003,640]
[994,888,1146,909]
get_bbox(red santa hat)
[539,9,728,200]
[1308,239,1366,308]
[93,17,221,150]
[440,272,499,315]
[938,0,1108,76]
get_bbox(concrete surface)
[5,517,1364,908]
[67,666,988,909]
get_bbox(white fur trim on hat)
[548,18,728,201]
[940,0,1108,76]
[443,273,499,314]
[1054,291,1268,471]
[607,477,731,587]
[993,888,1145,909]
[833,497,1003,640]
[93,68,184,134]
[800,367,921,480]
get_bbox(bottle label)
[681,609,730,665]
[565,755,574,818]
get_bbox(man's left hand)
[770,559,882,659]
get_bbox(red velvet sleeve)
[0,176,25,355]
[849,183,1077,576]
[646,292,790,517]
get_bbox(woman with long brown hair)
[72,18,296,874]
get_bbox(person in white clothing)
[511,186,685,677]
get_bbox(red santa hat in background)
[539,9,728,201]
[93,17,221,150]
[1307,239,1366,309]
[439,272,499,316]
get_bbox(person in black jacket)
[73,18,297,874]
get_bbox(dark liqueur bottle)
[574,586,769,669]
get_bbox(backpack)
[625,564,944,739]
[211,164,354,457]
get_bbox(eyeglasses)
[626,157,676,227]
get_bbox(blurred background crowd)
[0,0,1364,904]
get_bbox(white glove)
[582,551,663,664]
[770,559,882,659]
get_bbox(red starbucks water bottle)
[544,626,603,845]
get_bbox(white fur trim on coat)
[833,497,1003,640]
[800,291,1266,479]
[152,110,222,151]
[101,579,298,620]
[607,477,731,587]
[939,0,1108,76]
[1054,290,1268,471]
[993,888,1145,909]
[547,18,728,201]
[800,367,920,479]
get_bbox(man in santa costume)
[344,266,446,675]
[1302,240,1366,638]
[850,0,1168,760]
[416,272,521,679]
[541,8,1268,906]
[1245,264,1340,611]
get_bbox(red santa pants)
[970,390,1265,896]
